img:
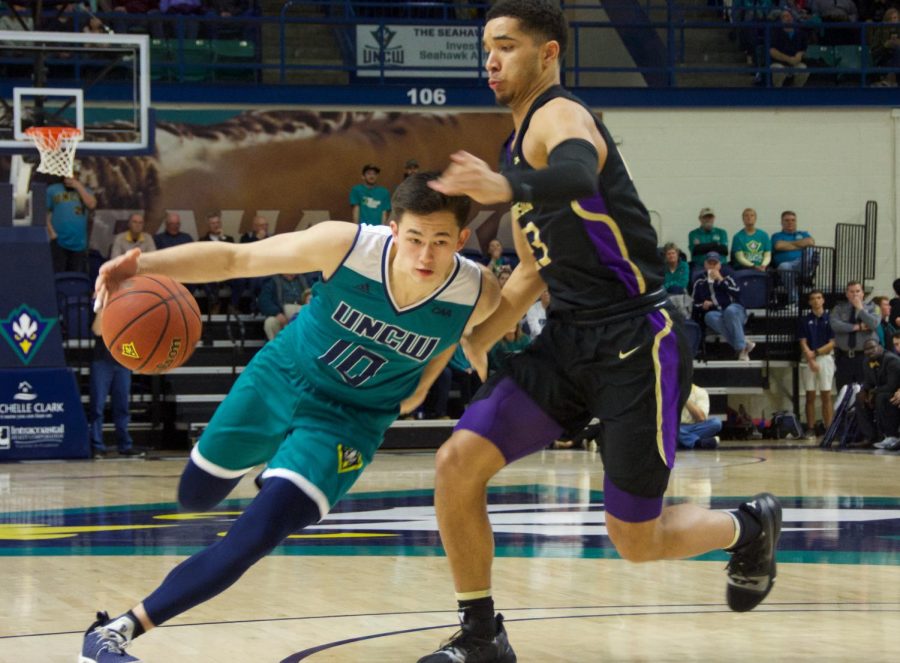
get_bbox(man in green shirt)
[688,207,728,268]
[731,207,772,272]
[349,164,392,225]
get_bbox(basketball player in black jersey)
[418,2,782,661]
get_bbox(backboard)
[0,30,152,156]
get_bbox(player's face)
[483,17,547,107]
[390,211,470,284]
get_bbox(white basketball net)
[24,127,82,178]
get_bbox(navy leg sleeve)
[143,477,320,625]
[177,458,243,511]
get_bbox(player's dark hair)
[486,0,568,57]
[392,172,471,229]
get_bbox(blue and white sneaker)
[80,611,141,663]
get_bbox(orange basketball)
[102,275,202,374]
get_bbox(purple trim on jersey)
[455,377,563,464]
[648,309,681,469]
[577,212,641,298]
[603,475,663,523]
[577,191,610,216]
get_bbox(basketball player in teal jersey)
[81,173,500,663]
[417,2,783,661]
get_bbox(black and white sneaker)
[726,493,782,612]
[417,613,516,663]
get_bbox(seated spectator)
[199,212,241,314]
[0,3,33,36]
[678,383,722,449]
[688,207,728,272]
[240,215,270,243]
[496,264,513,288]
[485,238,512,277]
[772,209,815,305]
[854,338,900,448]
[731,208,771,272]
[871,8,900,87]
[691,251,756,360]
[524,289,550,337]
[258,273,308,340]
[234,215,272,312]
[111,0,162,37]
[111,213,156,259]
[770,11,810,87]
[811,0,859,44]
[891,277,900,330]
[798,289,835,438]
[663,242,690,293]
[487,323,530,375]
[872,295,900,347]
[160,0,203,39]
[154,211,193,250]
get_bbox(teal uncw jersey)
[285,224,482,410]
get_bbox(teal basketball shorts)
[192,340,397,518]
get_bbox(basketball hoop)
[24,126,82,178]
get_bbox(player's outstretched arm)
[95,221,358,309]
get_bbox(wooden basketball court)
[1,446,899,661]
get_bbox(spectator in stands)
[772,210,815,305]
[111,213,156,259]
[831,280,880,389]
[853,338,900,448]
[663,242,690,293]
[199,212,240,315]
[350,164,391,226]
[798,289,835,438]
[159,0,203,39]
[871,7,900,87]
[496,264,513,288]
[46,167,97,274]
[811,0,859,44]
[403,158,420,179]
[0,3,33,35]
[678,383,722,449]
[731,208,771,272]
[770,10,810,87]
[872,295,899,347]
[259,273,308,341]
[154,211,193,250]
[524,289,550,337]
[485,238,512,277]
[891,277,900,329]
[205,0,256,39]
[487,323,530,375]
[88,312,143,458]
[688,207,728,270]
[733,0,777,67]
[240,214,270,243]
[691,251,756,361]
[111,0,162,37]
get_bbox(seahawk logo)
[0,305,56,365]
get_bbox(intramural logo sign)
[0,305,56,365]
[337,444,364,473]
[120,342,140,360]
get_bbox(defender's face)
[483,17,545,107]
[390,211,469,284]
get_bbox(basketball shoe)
[417,613,516,663]
[726,492,782,612]
[80,611,141,663]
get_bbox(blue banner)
[0,368,89,461]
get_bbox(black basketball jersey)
[502,85,665,315]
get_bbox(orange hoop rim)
[24,126,82,140]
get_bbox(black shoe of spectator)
[118,447,146,458]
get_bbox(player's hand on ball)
[95,248,141,311]
[430,151,513,205]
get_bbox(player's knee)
[434,435,501,486]
[606,520,662,563]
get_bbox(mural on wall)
[17,110,517,255]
